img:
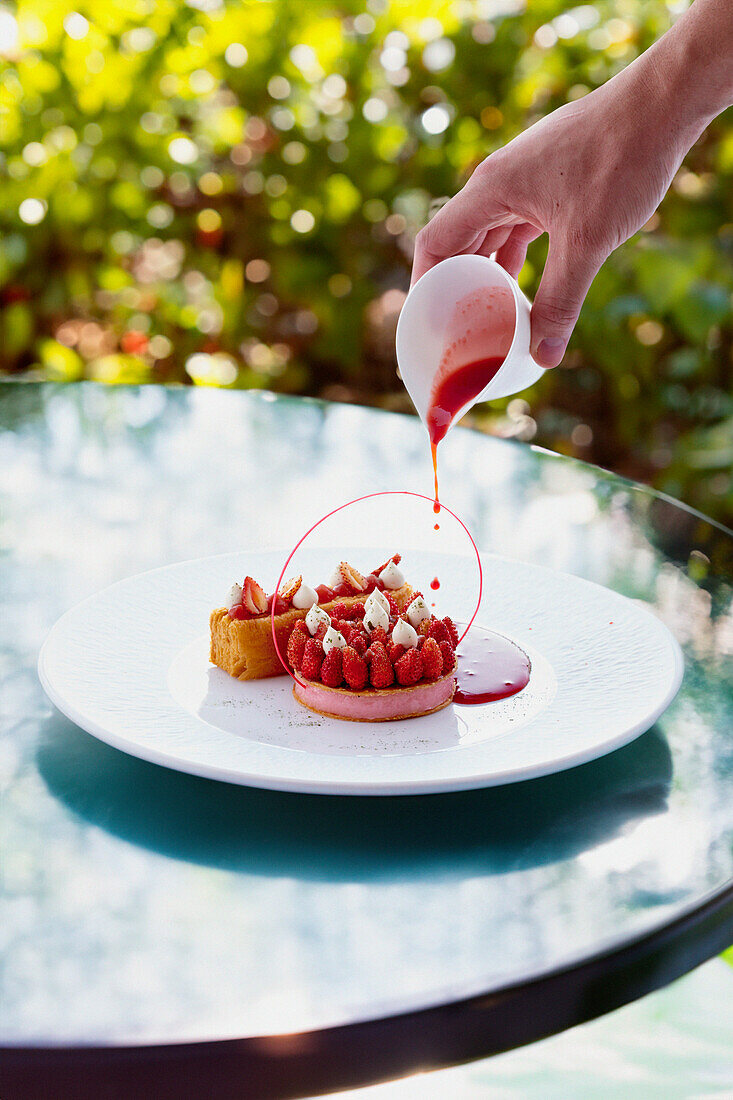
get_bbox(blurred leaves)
[0,0,731,524]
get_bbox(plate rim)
[38,550,685,796]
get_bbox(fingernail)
[534,338,566,368]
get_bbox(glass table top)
[1,382,731,1053]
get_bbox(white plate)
[38,549,684,796]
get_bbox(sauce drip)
[430,577,440,590]
[427,355,505,512]
[454,624,530,705]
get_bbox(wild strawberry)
[342,645,368,690]
[416,618,432,637]
[368,626,388,648]
[316,584,334,603]
[384,592,400,617]
[395,648,423,686]
[301,638,324,680]
[286,627,307,671]
[388,641,405,665]
[427,618,449,645]
[351,633,368,656]
[331,601,359,621]
[421,638,443,680]
[315,621,328,640]
[368,643,394,688]
[439,641,456,673]
[228,604,246,620]
[321,647,343,687]
[243,577,268,615]
[443,617,459,647]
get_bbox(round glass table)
[1,383,731,1099]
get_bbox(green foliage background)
[0,0,731,525]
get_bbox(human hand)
[411,56,704,368]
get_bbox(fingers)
[411,167,515,287]
[494,223,541,279]
[530,236,601,368]
[474,225,514,261]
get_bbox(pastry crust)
[210,584,414,681]
[293,671,456,722]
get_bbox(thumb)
[530,237,600,368]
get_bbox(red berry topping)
[351,633,368,656]
[427,618,450,645]
[267,594,289,616]
[286,627,307,671]
[301,638,324,680]
[439,640,456,673]
[321,647,344,687]
[331,601,362,622]
[443,617,459,647]
[228,604,246,620]
[364,573,380,592]
[421,638,443,681]
[368,626,388,648]
[367,642,394,688]
[395,648,423,686]
[416,618,432,637]
[384,593,400,617]
[388,642,405,665]
[316,584,334,603]
[342,645,368,690]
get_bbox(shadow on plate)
[37,714,672,883]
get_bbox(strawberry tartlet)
[211,554,459,722]
[286,578,459,722]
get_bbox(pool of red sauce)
[454,623,531,705]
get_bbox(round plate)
[38,549,683,796]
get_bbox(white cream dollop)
[323,625,347,654]
[364,588,390,615]
[406,595,431,629]
[305,604,330,636]
[292,583,318,610]
[392,617,418,649]
[227,582,243,609]
[363,601,390,634]
[379,560,405,590]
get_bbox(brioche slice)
[210,584,413,681]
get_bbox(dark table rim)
[2,878,731,1100]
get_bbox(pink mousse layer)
[293,672,455,722]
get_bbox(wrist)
[642,2,733,141]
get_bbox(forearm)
[639,0,733,143]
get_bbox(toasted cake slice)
[210,556,413,681]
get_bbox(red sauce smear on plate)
[454,623,530,705]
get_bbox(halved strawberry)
[243,576,268,615]
[280,575,302,603]
[338,561,367,593]
[373,552,402,576]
